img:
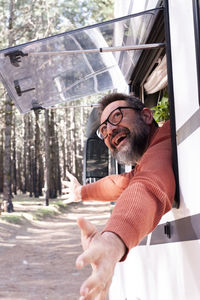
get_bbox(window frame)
[193,0,200,106]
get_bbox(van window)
[193,0,200,106]
[84,137,108,183]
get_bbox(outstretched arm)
[62,170,134,203]
[76,217,126,300]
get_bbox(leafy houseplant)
[151,95,170,122]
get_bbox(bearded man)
[63,93,175,300]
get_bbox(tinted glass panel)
[0,8,161,113]
[86,138,108,179]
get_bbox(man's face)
[100,100,151,165]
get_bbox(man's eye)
[112,111,121,121]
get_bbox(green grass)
[1,214,25,225]
[53,200,68,213]
[33,207,59,220]
[0,195,70,224]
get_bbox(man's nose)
[106,122,118,135]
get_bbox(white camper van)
[83,1,200,299]
[108,1,200,300]
[0,0,200,299]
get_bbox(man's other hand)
[61,170,82,203]
[76,217,126,300]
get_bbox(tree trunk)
[17,150,23,192]
[0,129,4,193]
[33,110,40,197]
[44,109,50,206]
[3,95,13,212]
[49,110,57,198]
[55,130,61,196]
[62,139,66,180]
[12,112,17,195]
[27,114,34,197]
[23,114,28,193]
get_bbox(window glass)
[0,8,162,113]
[193,0,200,106]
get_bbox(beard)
[110,116,150,165]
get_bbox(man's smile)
[110,129,130,149]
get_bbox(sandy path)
[0,201,111,300]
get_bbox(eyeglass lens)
[97,106,139,139]
[99,108,123,138]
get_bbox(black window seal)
[164,0,180,208]
[193,0,200,106]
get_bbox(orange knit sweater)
[81,121,175,254]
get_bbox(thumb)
[76,218,98,269]
[66,169,76,181]
[77,217,97,238]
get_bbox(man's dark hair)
[97,92,158,127]
[98,93,145,114]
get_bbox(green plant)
[151,95,170,122]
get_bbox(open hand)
[62,170,82,203]
[76,217,126,300]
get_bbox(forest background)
[0,0,114,212]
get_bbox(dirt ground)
[0,201,111,300]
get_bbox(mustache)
[109,128,130,147]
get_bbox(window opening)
[193,0,200,106]
[163,0,180,207]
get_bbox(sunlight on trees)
[0,0,114,210]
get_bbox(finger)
[60,195,70,200]
[62,180,69,185]
[96,278,112,300]
[87,276,112,300]
[79,256,113,290]
[77,217,97,238]
[80,273,106,300]
[66,170,76,180]
[95,289,108,300]
[76,218,101,268]
[79,273,111,300]
[62,187,71,193]
[62,182,73,189]
[76,243,100,269]
[62,178,72,185]
[60,193,69,198]
[62,199,72,204]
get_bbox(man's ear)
[141,108,153,125]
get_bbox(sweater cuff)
[101,229,129,262]
[81,185,88,201]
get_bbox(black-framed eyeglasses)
[96,106,141,140]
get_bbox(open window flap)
[0,8,161,113]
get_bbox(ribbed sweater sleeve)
[81,171,134,202]
[102,121,175,255]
